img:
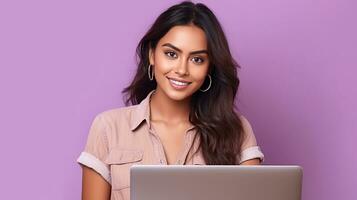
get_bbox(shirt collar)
[129,89,196,132]
[130,90,156,131]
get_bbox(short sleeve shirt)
[76,90,264,200]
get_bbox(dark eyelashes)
[192,57,205,63]
[164,51,205,64]
[164,51,177,58]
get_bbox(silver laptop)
[131,165,303,200]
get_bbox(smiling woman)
[77,1,264,200]
[148,25,210,100]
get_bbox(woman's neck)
[149,88,191,124]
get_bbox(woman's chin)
[163,88,194,102]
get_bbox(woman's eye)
[192,57,204,64]
[165,51,177,58]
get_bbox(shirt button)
[160,159,164,164]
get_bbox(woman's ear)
[149,48,155,65]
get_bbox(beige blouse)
[76,90,264,200]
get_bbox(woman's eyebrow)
[162,43,208,55]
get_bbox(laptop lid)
[131,165,303,200]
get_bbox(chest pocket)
[105,148,143,191]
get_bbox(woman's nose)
[174,60,189,76]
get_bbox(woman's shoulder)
[94,104,139,124]
[237,114,256,142]
[237,114,253,130]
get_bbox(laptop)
[130,165,303,200]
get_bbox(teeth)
[170,79,189,86]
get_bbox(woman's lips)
[167,77,191,90]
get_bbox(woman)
[77,1,264,200]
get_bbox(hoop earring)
[148,64,154,81]
[199,74,212,92]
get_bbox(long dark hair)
[122,1,245,165]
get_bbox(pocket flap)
[105,148,143,164]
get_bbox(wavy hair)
[122,1,245,165]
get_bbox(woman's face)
[149,24,210,101]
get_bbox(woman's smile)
[167,77,192,90]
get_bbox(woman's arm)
[240,158,261,165]
[81,165,111,200]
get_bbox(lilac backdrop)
[0,0,356,199]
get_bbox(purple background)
[0,0,356,199]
